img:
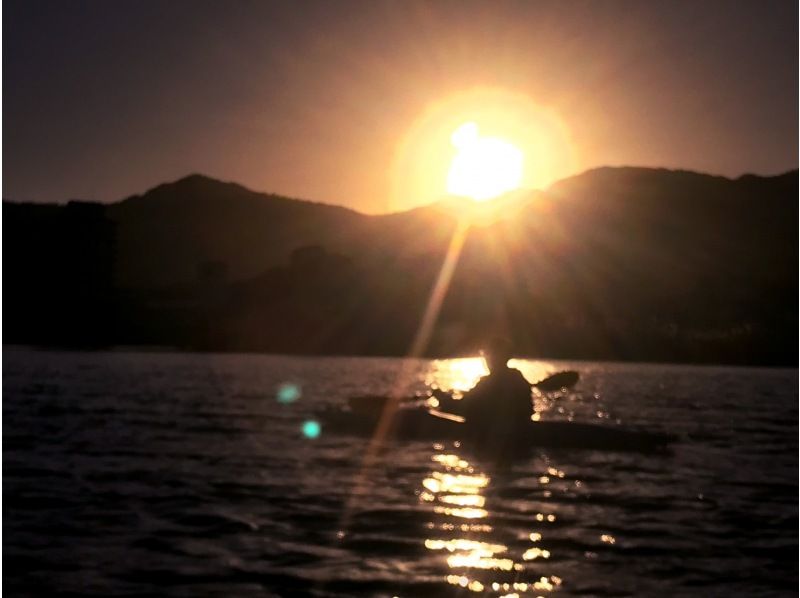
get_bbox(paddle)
[532,370,580,392]
[347,369,580,414]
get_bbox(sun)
[390,87,575,212]
[446,122,523,201]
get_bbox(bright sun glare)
[390,88,573,212]
[447,122,523,201]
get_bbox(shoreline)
[3,343,796,370]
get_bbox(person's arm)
[445,377,490,417]
[439,395,465,416]
[513,371,534,415]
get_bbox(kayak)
[347,370,581,415]
[320,406,676,454]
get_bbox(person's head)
[482,337,513,372]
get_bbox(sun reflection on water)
[425,357,488,395]
[421,446,565,595]
[409,357,585,595]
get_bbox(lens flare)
[302,420,321,438]
[277,382,301,404]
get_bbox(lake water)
[3,348,797,596]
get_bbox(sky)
[3,0,798,213]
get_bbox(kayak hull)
[320,408,675,454]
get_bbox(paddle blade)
[533,370,579,392]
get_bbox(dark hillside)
[4,168,796,364]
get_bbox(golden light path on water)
[422,445,564,596]
[338,326,580,594]
[416,361,558,595]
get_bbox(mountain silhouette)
[106,174,370,288]
[3,167,797,364]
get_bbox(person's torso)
[461,370,532,423]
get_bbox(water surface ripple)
[3,349,797,596]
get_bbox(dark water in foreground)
[3,348,798,596]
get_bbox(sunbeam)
[338,216,472,533]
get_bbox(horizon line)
[3,164,798,217]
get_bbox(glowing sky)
[4,0,797,213]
